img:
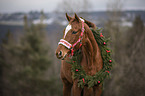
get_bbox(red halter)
[58,18,85,56]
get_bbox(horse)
[55,13,103,96]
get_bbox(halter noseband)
[58,18,85,56]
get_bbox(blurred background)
[0,0,145,96]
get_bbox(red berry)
[103,42,106,45]
[109,60,112,63]
[76,69,78,72]
[98,81,100,83]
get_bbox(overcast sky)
[0,0,145,13]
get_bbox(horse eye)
[72,31,77,34]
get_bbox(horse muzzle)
[55,45,70,60]
[56,50,68,60]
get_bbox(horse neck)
[81,25,103,75]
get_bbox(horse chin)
[61,53,67,60]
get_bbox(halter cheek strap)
[58,18,85,56]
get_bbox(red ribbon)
[106,71,110,73]
[82,78,85,83]
[100,33,103,37]
[79,44,82,48]
[106,50,110,53]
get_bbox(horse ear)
[80,17,96,29]
[75,13,80,22]
[66,13,72,22]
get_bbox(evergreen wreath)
[67,27,114,88]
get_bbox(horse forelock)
[63,18,82,39]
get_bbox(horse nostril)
[58,51,62,57]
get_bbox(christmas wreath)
[67,27,114,88]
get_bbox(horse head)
[55,13,96,60]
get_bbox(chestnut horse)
[56,13,103,96]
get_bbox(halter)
[58,18,85,56]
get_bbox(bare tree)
[124,16,145,96]
[103,0,145,96]
[107,0,123,22]
[103,0,125,96]
[105,0,124,59]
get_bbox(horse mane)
[80,17,96,30]
[81,23,103,75]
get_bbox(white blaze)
[64,24,72,38]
